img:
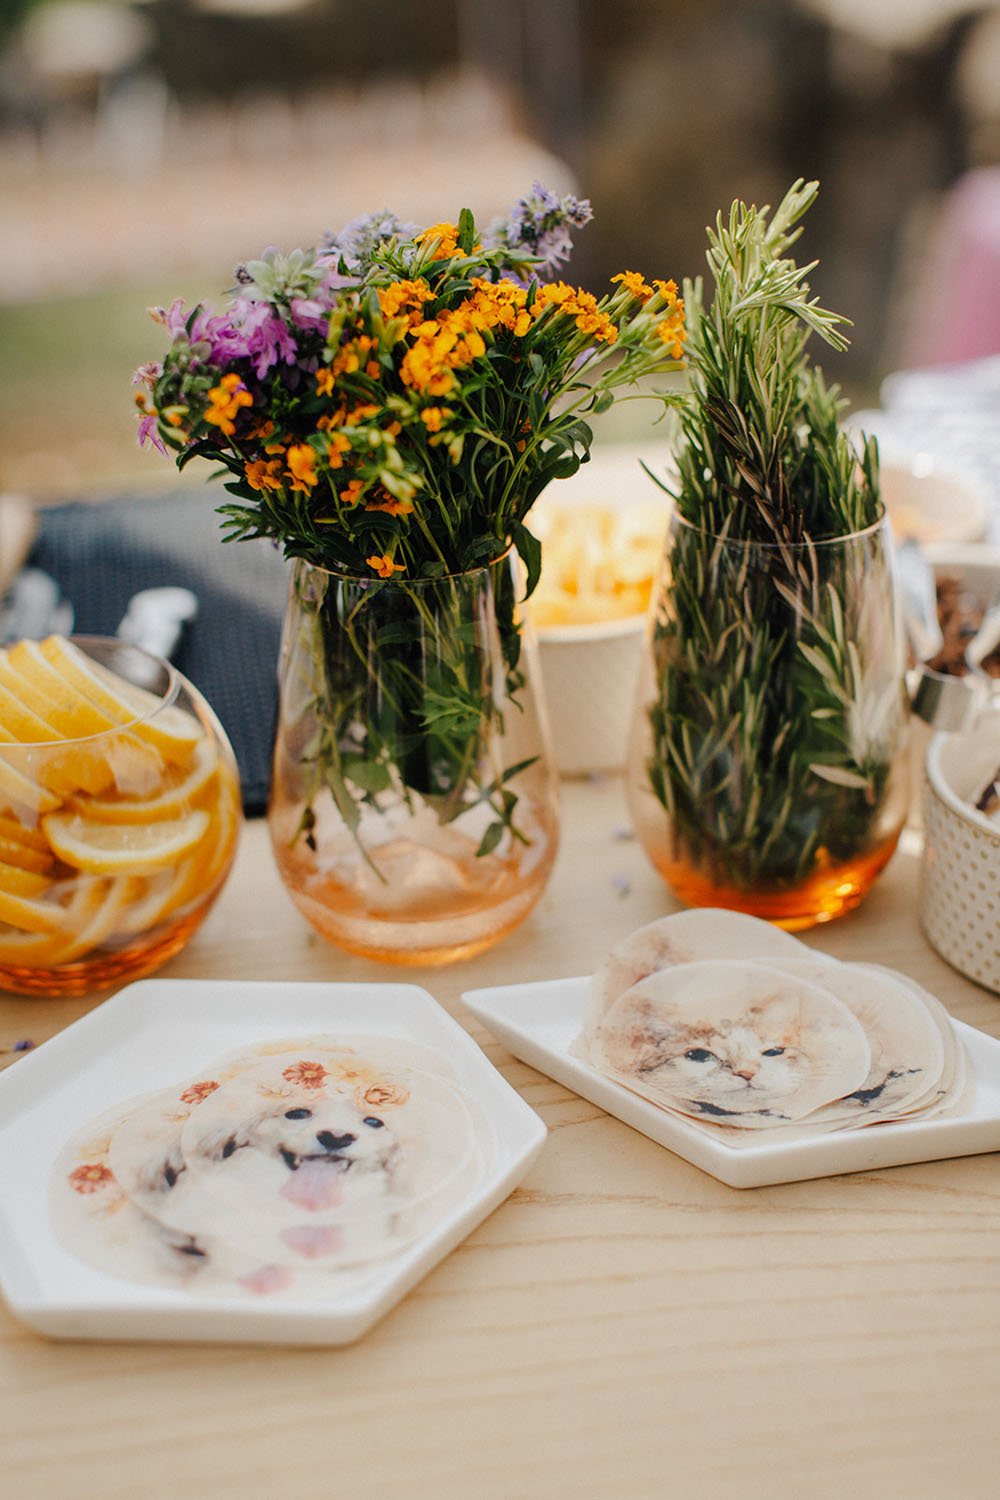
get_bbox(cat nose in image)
[732,1067,758,1081]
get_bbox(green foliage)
[644,181,907,894]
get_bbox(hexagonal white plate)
[0,979,546,1345]
[462,976,1000,1189]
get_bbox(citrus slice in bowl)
[41,809,211,875]
[78,738,221,824]
[34,636,202,764]
[0,883,69,933]
[0,875,108,964]
[0,755,61,820]
[0,819,56,875]
[0,859,52,899]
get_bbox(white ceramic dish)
[0,979,546,1346]
[462,976,1000,1189]
[880,457,991,544]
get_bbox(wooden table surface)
[2,774,1000,1500]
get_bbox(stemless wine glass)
[627,511,911,929]
[0,635,241,995]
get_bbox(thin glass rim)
[290,545,515,590]
[668,507,890,552]
[0,633,183,752]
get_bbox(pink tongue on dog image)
[279,1157,347,1212]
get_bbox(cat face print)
[591,958,872,1125]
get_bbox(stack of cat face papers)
[573,910,973,1147]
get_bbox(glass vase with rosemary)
[136,185,686,960]
[626,180,910,929]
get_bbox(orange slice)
[79,736,220,824]
[41,808,211,875]
[35,636,201,765]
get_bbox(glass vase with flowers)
[137,186,686,962]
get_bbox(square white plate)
[0,979,546,1345]
[462,976,1000,1189]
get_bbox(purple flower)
[319,209,417,271]
[229,297,299,378]
[166,298,251,367]
[289,296,329,332]
[487,182,593,279]
[137,410,166,453]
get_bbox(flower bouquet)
[136,184,686,961]
[627,180,911,928]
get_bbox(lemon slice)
[0,875,109,965]
[2,643,121,740]
[35,637,202,765]
[119,765,241,931]
[80,737,220,824]
[0,821,55,876]
[42,809,211,875]
[0,883,68,933]
[4,640,170,794]
[0,676,61,743]
[0,859,52,898]
[0,755,61,820]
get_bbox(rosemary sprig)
[643,181,908,893]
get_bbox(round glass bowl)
[0,635,241,995]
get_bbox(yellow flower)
[414,223,464,260]
[366,497,413,517]
[203,372,253,436]
[244,457,284,492]
[654,296,687,359]
[317,336,382,394]
[469,278,533,336]
[420,406,451,433]
[400,330,457,396]
[532,282,618,343]
[612,270,655,301]
[286,442,319,491]
[378,279,434,325]
[326,431,351,469]
[367,552,405,578]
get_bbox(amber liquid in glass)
[642,829,903,932]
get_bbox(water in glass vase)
[268,555,559,965]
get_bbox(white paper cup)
[919,714,1000,992]
[536,616,646,776]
